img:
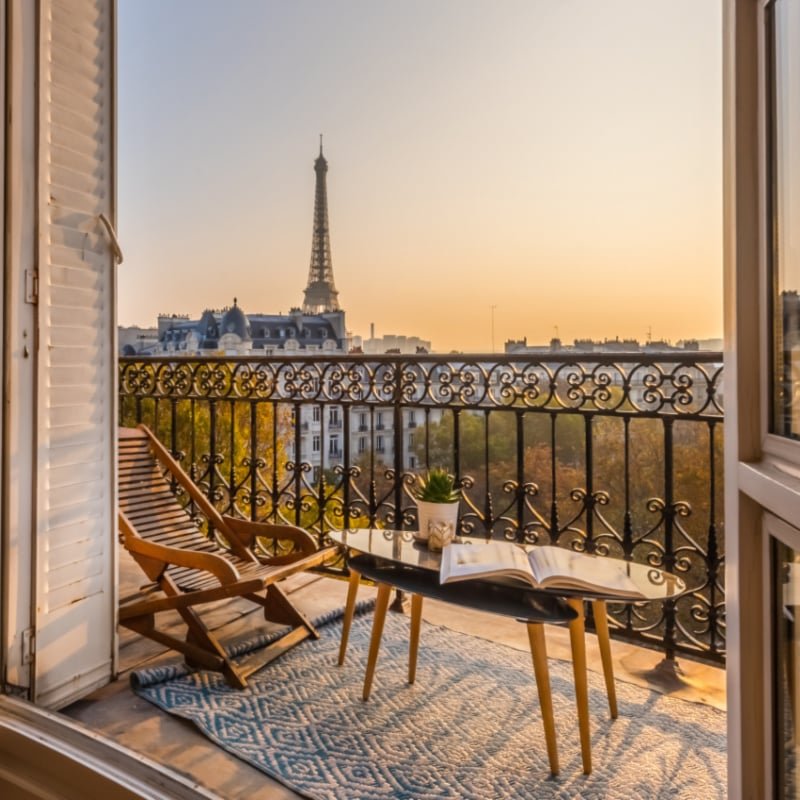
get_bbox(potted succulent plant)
[413,468,460,548]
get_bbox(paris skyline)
[117,0,722,353]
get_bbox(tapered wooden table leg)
[408,594,424,684]
[592,599,618,719]
[527,622,559,776]
[362,582,392,701]
[567,597,592,775]
[338,567,361,666]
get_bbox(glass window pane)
[771,0,800,437]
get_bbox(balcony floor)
[63,549,726,799]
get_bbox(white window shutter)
[34,0,116,708]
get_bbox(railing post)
[584,414,596,553]
[367,405,377,526]
[391,360,407,612]
[622,415,634,635]
[393,360,404,529]
[453,408,461,489]
[208,400,217,517]
[318,406,326,536]
[188,399,197,518]
[169,398,178,495]
[271,403,280,524]
[707,420,721,655]
[549,412,559,544]
[622,416,633,559]
[170,399,177,458]
[515,410,525,543]
[293,402,302,527]
[249,401,257,521]
[662,416,677,663]
[343,402,351,530]
[483,409,494,537]
[228,399,236,516]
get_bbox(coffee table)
[330,528,686,776]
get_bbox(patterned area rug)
[131,607,726,800]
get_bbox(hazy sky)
[118,0,722,353]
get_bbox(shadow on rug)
[130,606,726,800]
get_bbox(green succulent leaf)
[413,468,460,503]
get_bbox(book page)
[527,546,643,597]
[440,542,533,584]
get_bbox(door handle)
[98,213,124,264]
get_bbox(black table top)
[348,553,577,625]
[331,528,686,602]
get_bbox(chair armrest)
[124,535,240,585]
[221,516,318,560]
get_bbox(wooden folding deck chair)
[118,425,333,688]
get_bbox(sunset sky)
[117,0,722,353]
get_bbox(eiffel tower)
[302,136,340,314]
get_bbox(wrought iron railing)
[119,352,725,664]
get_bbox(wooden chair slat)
[123,506,194,527]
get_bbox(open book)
[439,542,656,599]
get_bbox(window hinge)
[22,628,35,666]
[24,269,39,304]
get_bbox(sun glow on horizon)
[117,0,722,353]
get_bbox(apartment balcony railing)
[119,352,724,665]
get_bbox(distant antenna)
[554,325,560,339]
[319,133,323,156]
[646,326,652,343]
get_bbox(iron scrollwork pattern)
[120,352,725,664]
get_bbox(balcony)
[105,351,726,795]
[119,351,724,664]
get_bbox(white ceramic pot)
[416,500,460,543]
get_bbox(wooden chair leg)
[157,574,248,689]
[527,622,559,776]
[592,599,618,719]
[362,583,392,702]
[567,597,592,775]
[338,567,361,666]
[262,584,320,638]
[179,604,246,689]
[408,594,423,684]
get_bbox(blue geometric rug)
[131,606,726,800]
